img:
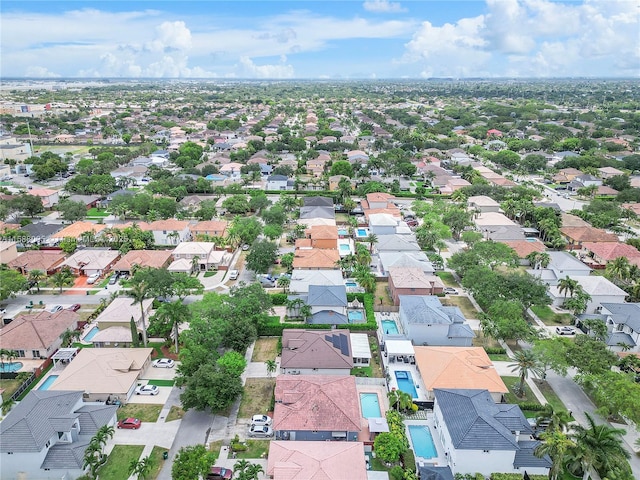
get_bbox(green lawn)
[165,406,185,422]
[233,439,270,459]
[535,379,568,413]
[0,377,23,400]
[99,444,144,480]
[148,446,168,479]
[436,271,458,287]
[488,353,512,361]
[440,296,479,319]
[501,376,542,406]
[238,378,275,419]
[351,366,373,377]
[117,403,163,422]
[531,305,574,326]
[86,208,109,217]
[147,379,175,387]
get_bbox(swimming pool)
[38,375,59,391]
[0,362,23,373]
[338,229,349,236]
[339,244,351,253]
[360,393,382,418]
[381,319,399,335]
[356,228,368,237]
[348,310,364,322]
[408,425,438,458]
[345,281,358,287]
[84,326,99,341]
[395,370,418,398]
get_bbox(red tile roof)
[582,242,640,261]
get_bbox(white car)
[251,414,272,426]
[152,358,175,368]
[135,384,159,396]
[86,273,100,284]
[228,270,239,280]
[443,287,458,295]
[49,305,63,313]
[556,326,576,336]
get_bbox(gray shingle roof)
[300,206,335,219]
[308,310,348,325]
[399,296,467,326]
[308,285,347,307]
[513,440,552,469]
[601,302,640,332]
[76,404,119,436]
[41,438,90,470]
[434,389,532,451]
[303,196,334,207]
[417,466,454,480]
[447,323,475,338]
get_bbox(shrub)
[484,347,506,355]
[490,474,547,480]
[270,293,288,305]
[518,402,547,411]
[401,449,416,473]
[389,466,404,480]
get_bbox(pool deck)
[405,417,449,468]
[355,383,390,443]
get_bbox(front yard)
[117,403,163,422]
[436,271,458,287]
[530,305,574,326]
[238,378,275,420]
[251,337,279,362]
[233,439,270,459]
[98,444,144,480]
[440,295,480,319]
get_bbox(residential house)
[266,174,292,191]
[548,276,627,313]
[219,162,243,178]
[93,297,153,341]
[527,251,592,286]
[288,270,345,295]
[328,175,351,191]
[600,303,640,352]
[376,234,421,252]
[560,226,619,250]
[0,240,19,264]
[170,241,230,271]
[60,249,120,277]
[51,221,106,243]
[396,295,474,347]
[440,177,471,195]
[474,212,525,241]
[18,222,63,245]
[0,391,118,480]
[346,150,369,164]
[413,347,508,402]
[273,375,361,441]
[190,220,228,240]
[500,239,546,265]
[597,166,624,179]
[552,167,583,183]
[306,157,327,176]
[305,225,338,249]
[267,441,367,480]
[388,267,444,305]
[568,174,602,192]
[67,195,101,210]
[49,348,153,402]
[28,188,59,208]
[112,249,173,275]
[9,249,66,275]
[292,249,341,270]
[377,251,435,277]
[145,220,191,245]
[580,242,640,269]
[302,284,348,325]
[433,389,550,476]
[365,192,396,210]
[280,329,353,375]
[0,310,80,360]
[467,195,501,213]
[368,213,400,236]
[110,165,148,185]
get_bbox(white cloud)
[363,0,407,13]
[25,66,61,78]
[239,56,295,79]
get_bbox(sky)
[1,0,639,79]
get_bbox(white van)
[229,270,239,280]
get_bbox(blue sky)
[1,0,638,79]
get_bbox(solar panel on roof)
[339,333,350,355]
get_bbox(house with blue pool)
[397,295,475,347]
[288,284,348,325]
[433,389,551,477]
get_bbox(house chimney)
[515,430,520,442]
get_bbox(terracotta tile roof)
[292,249,340,269]
[146,220,190,231]
[366,192,395,203]
[189,220,228,236]
[267,441,367,480]
[1,310,80,351]
[307,225,338,240]
[500,239,546,258]
[280,330,353,370]
[560,213,590,227]
[414,346,508,394]
[622,203,640,216]
[294,238,312,248]
[54,221,106,239]
[273,375,361,432]
[8,250,66,272]
[388,267,441,289]
[560,226,619,243]
[113,249,172,271]
[582,242,640,261]
[62,249,120,270]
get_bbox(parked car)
[49,305,63,313]
[228,270,239,280]
[443,287,458,295]
[67,303,81,312]
[152,358,175,368]
[241,244,250,251]
[86,273,100,284]
[135,384,160,396]
[117,417,142,429]
[556,326,576,335]
[248,425,273,438]
[207,466,233,480]
[251,414,272,426]
[108,274,119,285]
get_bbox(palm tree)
[233,459,250,477]
[244,463,264,480]
[535,403,572,433]
[286,298,305,319]
[129,455,154,480]
[509,350,544,398]
[534,429,575,480]
[167,231,180,245]
[154,300,190,353]
[568,412,630,480]
[557,276,578,300]
[93,424,114,456]
[190,255,200,275]
[83,442,103,480]
[51,267,74,293]
[365,233,378,253]
[129,281,150,347]
[355,243,371,267]
[265,359,277,377]
[606,256,631,283]
[387,389,413,412]
[60,329,80,348]
[28,269,46,292]
[277,275,290,293]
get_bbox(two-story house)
[280,329,353,375]
[600,303,640,352]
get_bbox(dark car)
[108,274,119,285]
[117,418,141,429]
[207,467,233,480]
[67,304,81,312]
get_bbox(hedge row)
[484,347,507,355]
[518,402,547,411]
[490,474,547,480]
